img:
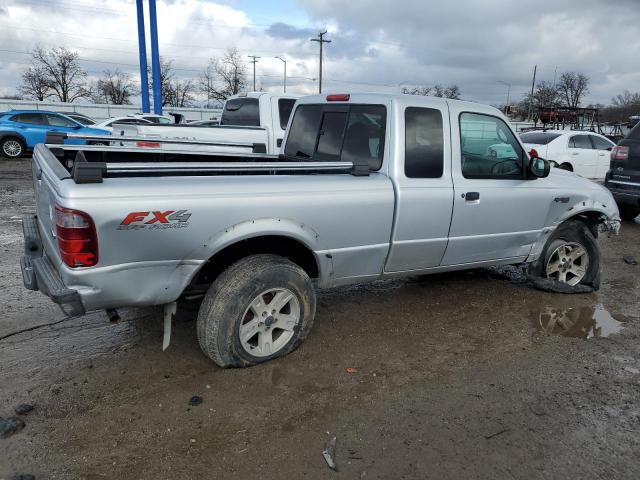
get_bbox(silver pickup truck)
[21,93,620,368]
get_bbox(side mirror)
[528,156,550,178]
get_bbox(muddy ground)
[1,158,639,480]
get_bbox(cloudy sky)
[0,0,639,106]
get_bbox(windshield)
[519,132,561,145]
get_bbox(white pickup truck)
[114,92,299,155]
[23,92,620,368]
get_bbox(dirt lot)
[1,158,639,479]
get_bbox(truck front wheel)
[532,220,600,288]
[196,254,317,368]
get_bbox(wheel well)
[0,135,25,145]
[190,235,319,289]
[563,211,605,237]
[560,162,573,171]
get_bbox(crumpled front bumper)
[601,217,621,236]
[20,213,86,316]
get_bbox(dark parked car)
[605,123,640,221]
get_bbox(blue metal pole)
[135,0,150,113]
[148,0,162,114]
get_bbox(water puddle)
[534,305,624,339]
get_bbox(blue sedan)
[0,110,110,158]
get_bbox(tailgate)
[32,147,63,248]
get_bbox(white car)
[93,114,173,132]
[520,130,615,180]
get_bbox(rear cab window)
[221,98,260,126]
[284,104,386,170]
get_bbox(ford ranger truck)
[21,92,620,368]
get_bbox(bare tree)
[148,57,172,106]
[166,79,196,107]
[26,47,90,102]
[557,72,589,108]
[92,69,137,105]
[611,90,640,107]
[199,47,248,103]
[18,65,51,101]
[523,80,560,109]
[401,84,461,99]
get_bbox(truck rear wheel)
[196,254,317,368]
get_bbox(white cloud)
[1,0,639,105]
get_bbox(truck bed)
[30,142,395,311]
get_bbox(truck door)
[385,100,454,272]
[441,107,550,265]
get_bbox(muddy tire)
[618,204,639,222]
[196,254,316,368]
[532,220,600,289]
[1,137,25,158]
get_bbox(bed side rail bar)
[45,132,267,154]
[71,160,368,183]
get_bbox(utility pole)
[527,64,537,121]
[248,55,260,91]
[311,31,331,94]
[135,0,150,113]
[275,56,287,93]
[148,0,162,114]
[497,80,511,107]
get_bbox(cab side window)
[459,112,523,179]
[568,135,592,149]
[405,107,444,178]
[278,99,296,130]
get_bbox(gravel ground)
[1,158,639,480]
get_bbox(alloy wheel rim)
[3,140,21,157]
[239,288,300,357]
[545,242,589,286]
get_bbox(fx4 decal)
[118,210,192,230]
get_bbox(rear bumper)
[21,214,86,316]
[606,186,640,207]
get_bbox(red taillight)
[136,141,161,148]
[326,94,350,102]
[529,148,539,158]
[55,205,98,267]
[611,145,629,161]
